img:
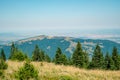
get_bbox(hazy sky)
[0,0,120,35]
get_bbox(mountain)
[0,35,120,59]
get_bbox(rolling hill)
[0,35,120,59]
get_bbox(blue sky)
[0,0,120,36]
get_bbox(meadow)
[2,61,120,80]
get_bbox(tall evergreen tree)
[83,51,89,68]
[55,47,62,64]
[90,44,104,69]
[104,52,115,70]
[9,42,16,59]
[39,50,45,61]
[112,47,120,70]
[32,45,40,61]
[45,54,51,62]
[0,49,6,61]
[61,54,68,65]
[54,47,67,65]
[72,42,88,68]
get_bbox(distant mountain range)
[0,35,120,59]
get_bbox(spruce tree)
[90,44,104,69]
[72,42,88,68]
[83,51,89,68]
[45,54,51,62]
[104,52,115,70]
[9,42,16,59]
[32,45,40,61]
[54,47,67,65]
[55,47,62,64]
[61,54,68,65]
[112,47,120,70]
[39,50,45,61]
[0,49,6,61]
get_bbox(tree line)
[0,42,120,70]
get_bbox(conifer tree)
[61,54,68,65]
[72,42,88,68]
[112,47,120,70]
[0,49,6,61]
[55,47,62,64]
[39,50,45,61]
[54,47,67,65]
[104,52,115,70]
[32,45,40,61]
[90,44,104,69]
[9,42,16,59]
[45,54,51,62]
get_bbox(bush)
[0,59,8,70]
[15,61,38,80]
[0,70,3,77]
[11,50,28,61]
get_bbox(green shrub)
[0,59,8,70]
[0,70,3,77]
[15,61,38,80]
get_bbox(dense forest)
[0,42,120,79]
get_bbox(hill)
[0,35,120,59]
[1,61,120,80]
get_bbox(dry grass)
[1,61,120,80]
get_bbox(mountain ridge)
[0,35,120,59]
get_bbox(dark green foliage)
[0,59,8,78]
[104,52,115,70]
[32,45,40,61]
[72,42,89,68]
[10,50,28,61]
[9,42,16,59]
[15,61,38,80]
[32,45,46,61]
[0,70,3,77]
[54,47,68,65]
[112,47,120,70]
[67,57,72,65]
[39,50,45,61]
[9,42,27,61]
[90,44,104,69]
[61,54,68,65]
[0,59,8,70]
[0,49,6,61]
[45,54,51,62]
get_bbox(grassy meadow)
[0,61,119,80]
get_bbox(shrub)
[15,61,38,80]
[0,59,8,70]
[0,70,3,77]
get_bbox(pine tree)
[83,51,89,68]
[16,61,38,80]
[9,42,16,59]
[61,54,68,65]
[54,47,67,65]
[39,50,45,61]
[55,47,62,64]
[0,49,6,61]
[72,42,88,68]
[104,52,115,70]
[45,54,51,62]
[112,47,120,70]
[90,44,104,69]
[32,45,40,61]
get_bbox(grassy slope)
[2,61,120,80]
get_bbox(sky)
[0,0,120,38]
